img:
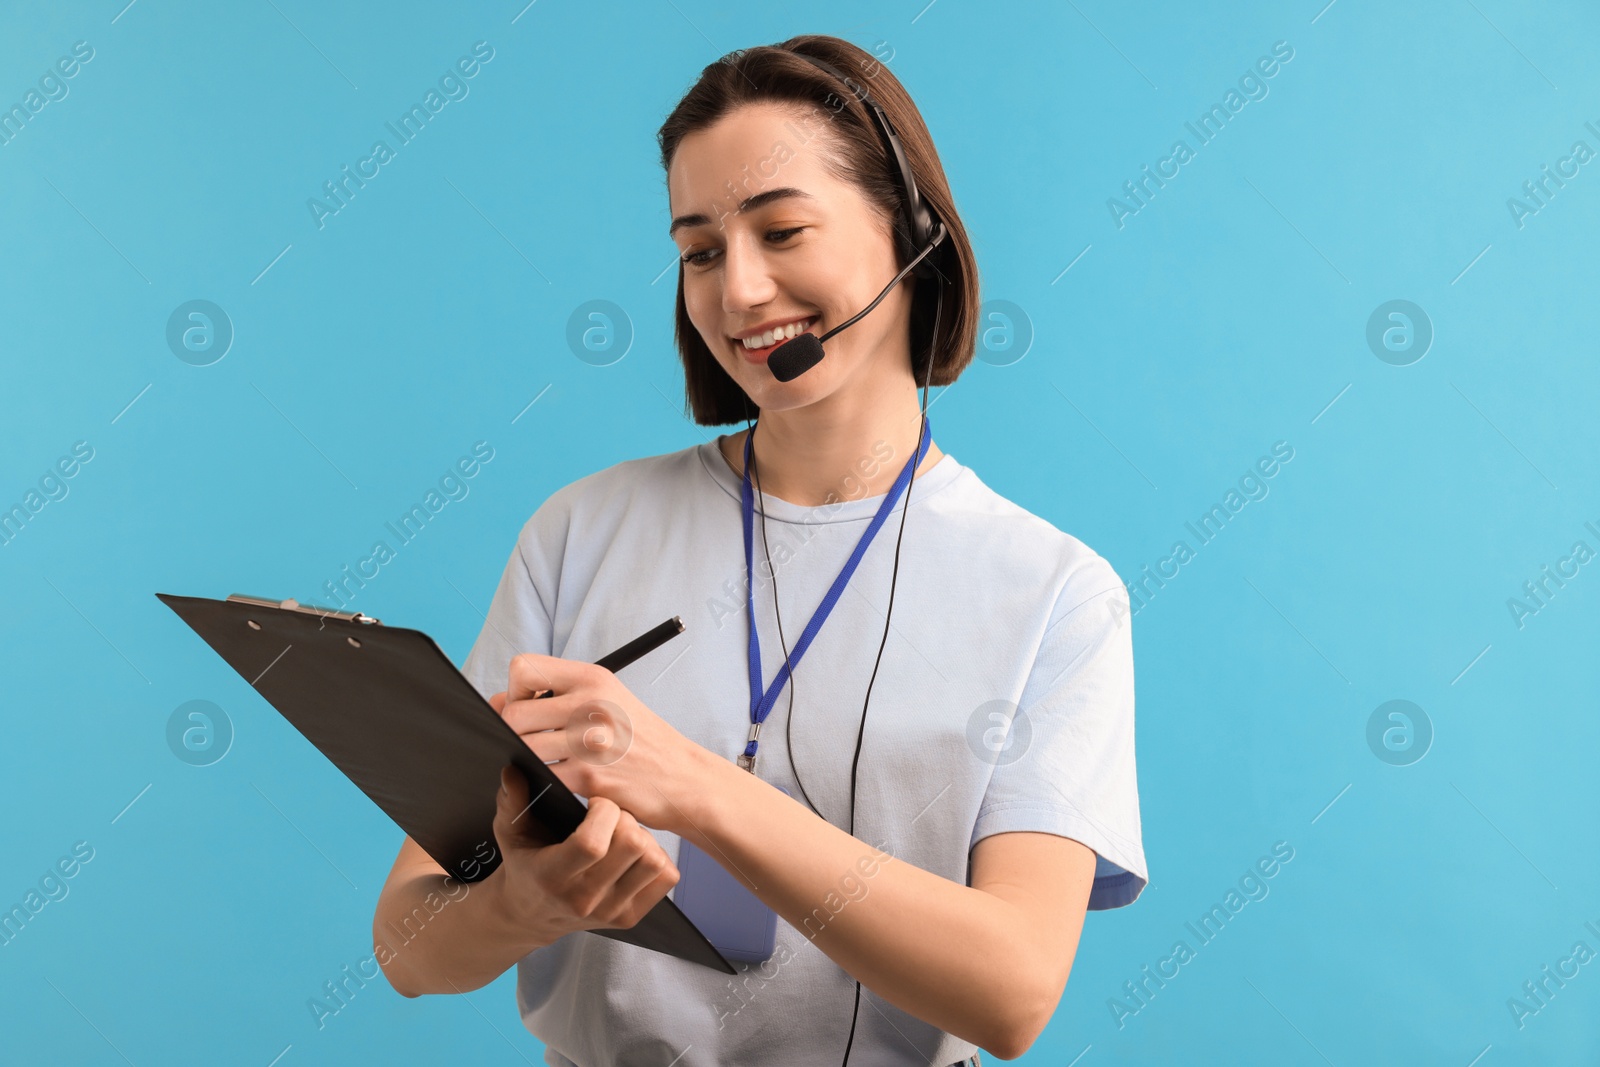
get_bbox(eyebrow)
[669,187,815,236]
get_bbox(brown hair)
[657,34,980,426]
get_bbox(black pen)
[532,616,685,698]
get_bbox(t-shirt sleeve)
[968,557,1148,910]
[458,505,563,704]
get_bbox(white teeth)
[740,318,813,349]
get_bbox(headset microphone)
[765,225,946,382]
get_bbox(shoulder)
[935,462,1125,624]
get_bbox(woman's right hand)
[490,764,681,943]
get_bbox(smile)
[733,316,818,361]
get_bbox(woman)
[374,34,1147,1067]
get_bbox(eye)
[678,227,807,269]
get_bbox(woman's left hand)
[488,652,717,835]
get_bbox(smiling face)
[668,101,915,414]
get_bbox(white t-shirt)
[459,434,1148,1067]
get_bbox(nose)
[720,231,778,317]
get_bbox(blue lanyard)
[738,416,931,772]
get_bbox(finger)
[542,794,622,883]
[614,862,683,929]
[606,839,677,914]
[574,812,659,921]
[501,689,589,735]
[506,699,633,772]
[493,765,550,852]
[591,814,679,929]
[508,653,609,703]
[491,690,556,730]
[515,728,568,765]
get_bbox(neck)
[720,371,943,509]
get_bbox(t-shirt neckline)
[696,435,962,525]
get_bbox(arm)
[372,837,549,999]
[972,830,1098,1053]
[486,653,1104,1055]
[677,750,1098,1059]
[374,768,681,999]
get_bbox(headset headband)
[790,51,946,280]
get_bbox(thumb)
[493,765,546,854]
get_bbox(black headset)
[793,51,948,282]
[740,49,976,1067]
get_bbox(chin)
[759,386,826,412]
[741,369,820,408]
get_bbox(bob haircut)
[657,34,981,426]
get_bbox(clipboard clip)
[226,594,383,626]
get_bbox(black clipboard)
[156,591,736,975]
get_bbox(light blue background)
[2,1,1596,1064]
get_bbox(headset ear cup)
[910,214,946,280]
[893,218,917,275]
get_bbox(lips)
[735,317,818,362]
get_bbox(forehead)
[667,102,842,213]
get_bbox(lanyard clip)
[735,722,762,774]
